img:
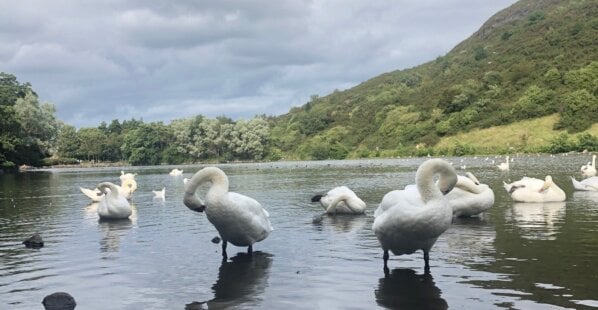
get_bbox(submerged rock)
[42,292,76,310]
[185,301,205,309]
[211,236,221,244]
[23,233,44,248]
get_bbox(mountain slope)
[268,0,597,159]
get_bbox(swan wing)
[80,187,103,202]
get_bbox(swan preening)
[447,172,495,217]
[571,176,598,191]
[183,167,272,258]
[153,187,166,200]
[373,158,457,271]
[311,186,366,214]
[170,168,184,176]
[497,156,510,171]
[97,182,132,220]
[581,155,596,178]
[503,176,566,202]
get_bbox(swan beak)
[441,189,451,195]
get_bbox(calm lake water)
[1,155,597,309]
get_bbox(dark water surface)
[1,155,597,309]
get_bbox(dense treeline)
[0,73,272,169]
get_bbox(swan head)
[416,158,458,201]
[311,194,323,203]
[465,172,480,185]
[97,182,119,198]
[539,175,554,193]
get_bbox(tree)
[121,122,172,165]
[77,128,106,161]
[56,124,80,158]
[555,89,598,133]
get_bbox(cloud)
[0,0,518,128]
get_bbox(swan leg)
[383,250,389,267]
[424,251,430,271]
[221,240,228,259]
[247,245,253,255]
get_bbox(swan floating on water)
[183,167,272,258]
[497,156,510,171]
[97,182,132,220]
[571,176,598,191]
[503,176,566,202]
[311,186,366,214]
[373,158,457,271]
[153,187,166,200]
[581,155,596,178]
[446,172,495,217]
[170,168,184,176]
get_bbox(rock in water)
[23,233,44,248]
[185,301,205,309]
[211,236,221,244]
[42,292,76,310]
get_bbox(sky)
[0,0,518,128]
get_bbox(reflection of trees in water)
[375,268,448,309]
[98,218,133,252]
[207,252,273,309]
[508,202,566,240]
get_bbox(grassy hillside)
[268,0,598,159]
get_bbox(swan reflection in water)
[98,217,134,253]
[193,252,273,309]
[375,268,448,310]
[443,217,496,264]
[312,213,369,233]
[508,202,566,240]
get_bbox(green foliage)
[511,85,556,119]
[555,89,598,133]
[544,132,598,153]
[121,122,171,165]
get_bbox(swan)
[183,177,189,184]
[183,167,272,258]
[120,171,137,181]
[571,176,598,191]
[170,168,184,176]
[80,187,103,202]
[373,158,457,271]
[120,177,137,199]
[581,155,596,178]
[96,182,132,220]
[503,176,566,202]
[311,186,366,214]
[153,187,166,199]
[446,172,495,217]
[497,156,509,171]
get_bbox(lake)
[1,155,597,309]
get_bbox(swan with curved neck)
[183,167,272,258]
[97,182,132,219]
[571,176,598,191]
[581,155,597,178]
[373,158,457,271]
[503,175,566,202]
[497,156,509,171]
[446,172,495,217]
[311,186,366,214]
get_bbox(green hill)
[268,0,598,159]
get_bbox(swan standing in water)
[311,186,366,214]
[97,182,132,220]
[373,159,457,271]
[503,176,566,202]
[571,176,598,191]
[446,172,495,217]
[581,155,596,178]
[497,156,510,171]
[183,167,272,258]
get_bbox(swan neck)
[416,159,457,203]
[185,167,229,197]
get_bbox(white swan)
[571,176,598,191]
[120,177,137,199]
[170,168,184,176]
[153,187,166,199]
[97,182,132,220]
[120,170,137,181]
[497,156,509,171]
[503,176,566,202]
[183,167,272,258]
[311,186,366,214]
[373,158,457,271]
[581,155,597,178]
[80,187,103,202]
[183,177,189,184]
[446,172,495,217]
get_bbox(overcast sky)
[1,0,518,128]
